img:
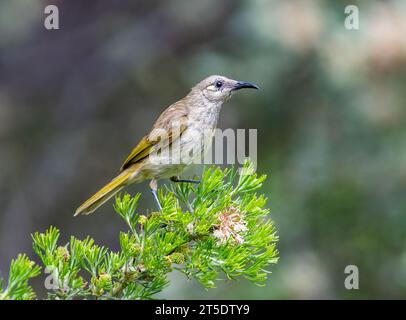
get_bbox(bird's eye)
[215,81,223,88]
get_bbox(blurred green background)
[1,0,406,299]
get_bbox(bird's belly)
[178,126,215,163]
[139,162,187,179]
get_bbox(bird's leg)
[170,176,201,184]
[149,178,162,211]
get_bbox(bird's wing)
[120,135,153,170]
[120,101,189,171]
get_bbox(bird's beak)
[232,81,260,91]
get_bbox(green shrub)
[0,161,278,300]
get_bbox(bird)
[74,75,259,216]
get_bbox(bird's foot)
[149,178,162,211]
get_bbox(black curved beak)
[232,81,260,91]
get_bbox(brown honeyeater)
[75,75,259,216]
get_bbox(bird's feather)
[120,136,153,170]
[74,169,133,216]
[121,101,189,170]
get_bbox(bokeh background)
[1,0,406,299]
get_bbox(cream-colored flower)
[213,206,247,245]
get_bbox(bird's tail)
[74,168,136,216]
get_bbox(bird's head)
[193,75,259,103]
